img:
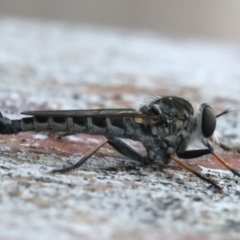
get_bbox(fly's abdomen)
[20,116,141,139]
[0,118,22,134]
[21,116,73,132]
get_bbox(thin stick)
[52,139,108,173]
[170,155,223,192]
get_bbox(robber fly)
[0,96,239,191]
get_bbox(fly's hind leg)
[52,139,108,173]
[107,138,153,165]
[52,138,153,174]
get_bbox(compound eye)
[201,106,216,138]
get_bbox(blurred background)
[1,0,240,43]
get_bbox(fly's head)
[194,103,217,143]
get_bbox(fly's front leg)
[205,141,240,177]
[177,149,211,159]
[178,141,240,178]
[176,147,224,191]
[107,138,154,165]
[218,142,240,154]
[170,155,223,192]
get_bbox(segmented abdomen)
[20,116,142,139]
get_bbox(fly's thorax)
[140,118,193,164]
[139,96,197,154]
[141,96,194,118]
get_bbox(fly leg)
[177,149,211,159]
[178,144,240,177]
[205,141,240,177]
[107,138,153,165]
[170,155,223,192]
[218,142,240,154]
[176,148,224,191]
[52,138,152,173]
[176,141,240,191]
[52,139,108,173]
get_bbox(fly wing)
[21,108,161,121]
[22,108,141,117]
